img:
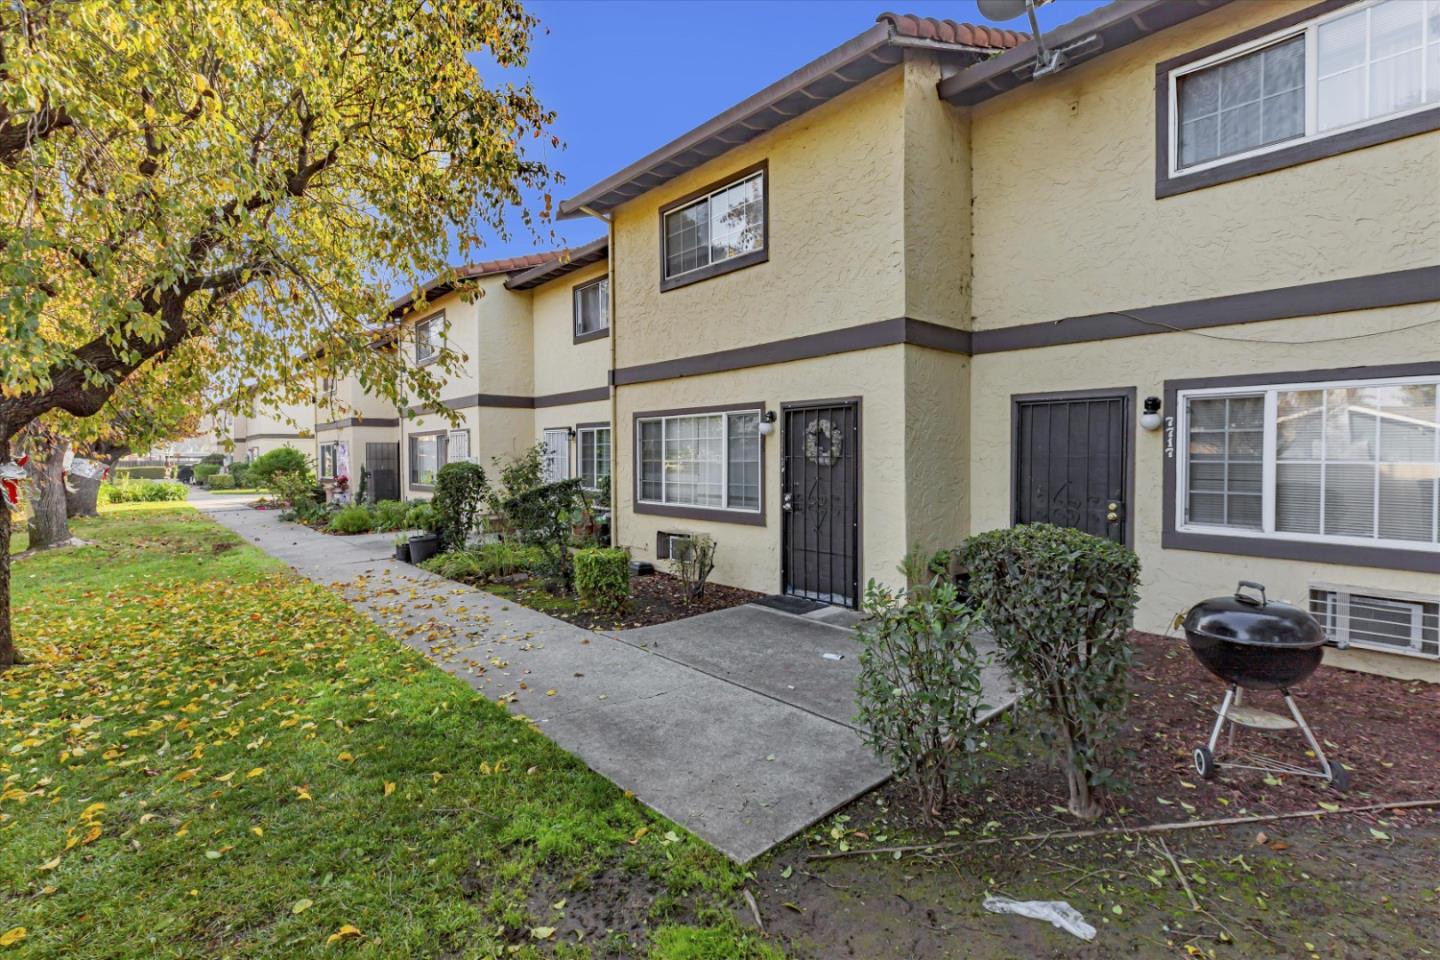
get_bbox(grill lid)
[1182,581,1326,649]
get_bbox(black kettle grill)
[1183,581,1348,790]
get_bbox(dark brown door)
[365,442,400,503]
[1013,392,1131,544]
[782,400,859,607]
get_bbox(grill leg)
[1207,685,1236,754]
[1282,688,1332,777]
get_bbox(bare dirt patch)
[486,571,763,631]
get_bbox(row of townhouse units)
[254,0,1440,681]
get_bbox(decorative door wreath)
[803,418,842,467]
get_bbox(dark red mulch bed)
[882,631,1439,832]
[488,571,764,632]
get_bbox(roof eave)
[938,0,1233,106]
[504,237,610,291]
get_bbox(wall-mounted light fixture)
[1140,396,1163,432]
[758,410,777,437]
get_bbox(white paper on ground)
[982,895,1097,941]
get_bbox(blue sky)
[462,0,1109,264]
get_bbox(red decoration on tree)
[1,455,30,513]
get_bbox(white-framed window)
[1177,375,1440,550]
[409,433,447,486]
[319,442,339,480]
[447,429,470,463]
[663,170,765,281]
[637,410,761,512]
[577,425,612,492]
[414,312,443,364]
[573,278,609,338]
[1169,0,1440,175]
[542,428,570,483]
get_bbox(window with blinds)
[1180,377,1439,549]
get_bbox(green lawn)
[1,506,775,959]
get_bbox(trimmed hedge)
[100,479,188,503]
[961,523,1140,819]
[574,548,630,613]
[433,461,488,551]
[205,474,236,490]
[227,462,249,485]
[194,463,222,482]
[247,446,311,489]
[116,466,166,481]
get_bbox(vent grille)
[1309,587,1439,660]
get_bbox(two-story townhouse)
[558,1,1438,680]
[231,400,316,465]
[313,351,404,501]
[390,247,612,497]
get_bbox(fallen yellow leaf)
[0,927,25,947]
[383,782,395,797]
[292,898,314,915]
[247,767,264,779]
[337,752,354,763]
[39,856,61,871]
[81,824,102,845]
[251,826,264,837]
[326,924,362,945]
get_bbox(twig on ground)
[743,889,763,933]
[805,798,1440,862]
[1151,836,1199,912]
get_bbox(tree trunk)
[26,437,71,550]
[1,434,14,668]
[67,469,102,518]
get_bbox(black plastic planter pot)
[394,541,411,563]
[407,534,440,565]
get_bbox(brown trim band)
[1154,1,1440,198]
[971,266,1440,354]
[316,417,400,431]
[612,317,969,386]
[234,432,306,442]
[1161,360,1440,574]
[406,387,610,417]
[631,401,767,528]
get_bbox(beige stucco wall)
[613,346,911,597]
[610,69,907,369]
[530,260,611,398]
[903,346,970,557]
[399,277,536,406]
[968,0,1440,330]
[902,54,971,329]
[967,305,1440,664]
[400,407,532,499]
[232,400,314,463]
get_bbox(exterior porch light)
[1140,396,1163,432]
[758,410,777,437]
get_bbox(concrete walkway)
[188,489,892,862]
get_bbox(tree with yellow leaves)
[0,0,558,666]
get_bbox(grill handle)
[1234,581,1267,607]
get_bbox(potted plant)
[393,533,411,563]
[405,502,441,564]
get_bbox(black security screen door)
[782,400,859,607]
[366,442,400,503]
[1014,392,1130,544]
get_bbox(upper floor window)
[573,277,609,341]
[1170,0,1440,176]
[659,165,767,291]
[414,313,443,364]
[1179,375,1439,550]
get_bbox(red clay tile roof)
[457,253,555,279]
[876,12,1028,49]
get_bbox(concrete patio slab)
[190,489,892,862]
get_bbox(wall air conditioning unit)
[656,531,695,562]
[1308,585,1439,660]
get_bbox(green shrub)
[471,541,542,579]
[855,574,988,815]
[574,548,630,613]
[404,501,440,535]
[200,452,226,465]
[433,461,488,551]
[502,478,585,591]
[372,499,409,532]
[205,473,236,490]
[247,446,311,489]
[116,466,166,481]
[227,462,249,485]
[99,479,188,504]
[670,534,717,600]
[419,550,483,580]
[328,503,376,534]
[193,463,221,482]
[961,523,1141,820]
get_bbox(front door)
[365,442,400,503]
[782,400,860,607]
[1013,391,1131,544]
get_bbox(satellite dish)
[976,0,1029,22]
